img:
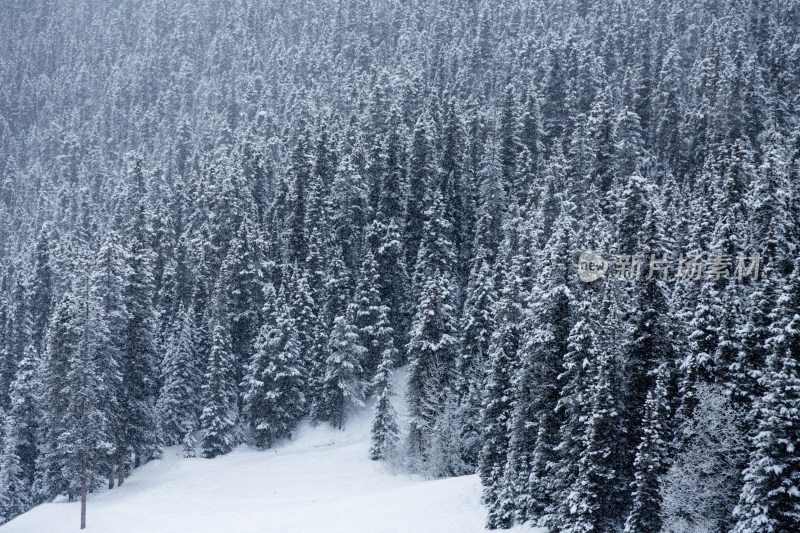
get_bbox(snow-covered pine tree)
[0,345,37,521]
[200,285,238,459]
[324,244,351,330]
[156,305,200,446]
[551,290,603,531]
[61,256,113,530]
[623,364,671,533]
[479,255,524,530]
[242,284,306,447]
[406,268,459,471]
[288,267,326,421]
[456,255,495,470]
[0,409,27,525]
[35,291,79,501]
[732,258,800,533]
[349,247,394,381]
[92,231,127,489]
[561,347,623,533]
[321,315,365,430]
[218,217,264,402]
[369,344,399,461]
[406,112,436,271]
[517,201,577,526]
[120,177,161,470]
[182,428,197,459]
[411,189,455,308]
[29,222,54,355]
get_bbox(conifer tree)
[219,218,264,397]
[406,113,436,270]
[242,285,306,447]
[457,256,495,468]
[349,248,394,380]
[561,348,623,533]
[200,286,238,459]
[406,268,459,469]
[288,268,326,419]
[35,291,79,501]
[479,257,524,530]
[369,345,399,461]
[0,410,27,525]
[0,347,39,523]
[92,231,127,489]
[29,222,54,354]
[321,315,365,430]
[61,271,110,530]
[732,260,800,533]
[121,193,160,469]
[623,365,671,533]
[156,306,200,446]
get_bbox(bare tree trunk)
[108,465,115,490]
[118,448,125,486]
[80,455,87,530]
[118,421,127,487]
[134,450,140,468]
[89,456,97,493]
[80,394,88,530]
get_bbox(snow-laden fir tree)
[561,346,623,533]
[349,247,394,381]
[456,255,496,470]
[120,175,161,469]
[218,217,265,399]
[321,315,366,430]
[406,268,459,471]
[200,285,238,459]
[242,284,306,447]
[35,291,79,501]
[156,305,201,446]
[479,255,524,530]
[287,267,326,420]
[623,364,671,533]
[0,345,37,522]
[732,259,800,533]
[0,409,27,525]
[369,342,399,461]
[182,429,196,459]
[61,254,114,529]
[92,231,128,489]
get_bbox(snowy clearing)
[0,409,542,533]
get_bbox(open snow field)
[0,407,542,533]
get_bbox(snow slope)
[1,404,543,532]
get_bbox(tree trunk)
[80,456,87,530]
[118,421,127,487]
[134,450,140,468]
[89,456,97,493]
[108,465,115,490]
[118,448,125,487]
[80,395,88,530]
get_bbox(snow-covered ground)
[1,397,542,532]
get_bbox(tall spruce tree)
[200,285,238,459]
[369,344,399,461]
[242,285,306,447]
[156,306,200,446]
[321,315,365,430]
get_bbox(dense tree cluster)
[0,0,799,530]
